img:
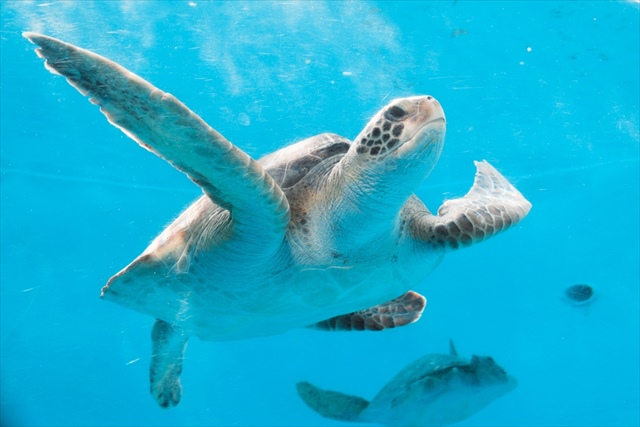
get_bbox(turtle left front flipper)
[410,161,531,249]
[23,32,290,256]
[308,291,426,331]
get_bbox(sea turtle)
[296,341,518,426]
[24,32,531,408]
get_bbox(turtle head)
[343,96,445,200]
[468,355,518,391]
[338,96,445,214]
[352,95,445,172]
[327,96,445,246]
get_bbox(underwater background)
[1,1,638,426]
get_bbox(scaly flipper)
[23,32,289,255]
[150,319,189,408]
[412,161,531,249]
[308,291,426,331]
[296,381,369,422]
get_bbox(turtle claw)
[152,375,182,408]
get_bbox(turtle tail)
[296,381,369,422]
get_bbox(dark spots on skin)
[368,320,385,331]
[372,128,381,137]
[300,218,307,225]
[435,224,448,236]
[447,222,461,236]
[392,124,404,137]
[357,146,367,154]
[389,106,406,118]
[382,133,390,142]
[457,214,474,232]
[478,209,493,224]
[488,205,500,215]
[460,234,473,244]
[493,216,504,229]
[370,146,381,155]
[467,210,481,222]
[382,316,394,328]
[447,237,459,249]
[360,137,367,145]
[385,105,407,121]
[352,315,365,331]
[387,138,399,148]
[366,139,374,146]
[333,316,350,330]
[383,121,392,131]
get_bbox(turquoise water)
[1,1,638,426]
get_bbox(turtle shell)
[371,353,464,408]
[259,133,351,190]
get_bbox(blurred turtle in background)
[297,341,517,426]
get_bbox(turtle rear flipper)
[413,161,531,249]
[150,319,189,408]
[296,381,369,422]
[23,32,289,256]
[308,291,426,331]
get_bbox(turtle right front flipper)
[410,161,531,250]
[23,32,290,256]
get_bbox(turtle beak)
[395,96,445,158]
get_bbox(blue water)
[1,1,638,426]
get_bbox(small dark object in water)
[451,29,468,38]
[565,284,594,304]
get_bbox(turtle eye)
[385,105,407,121]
